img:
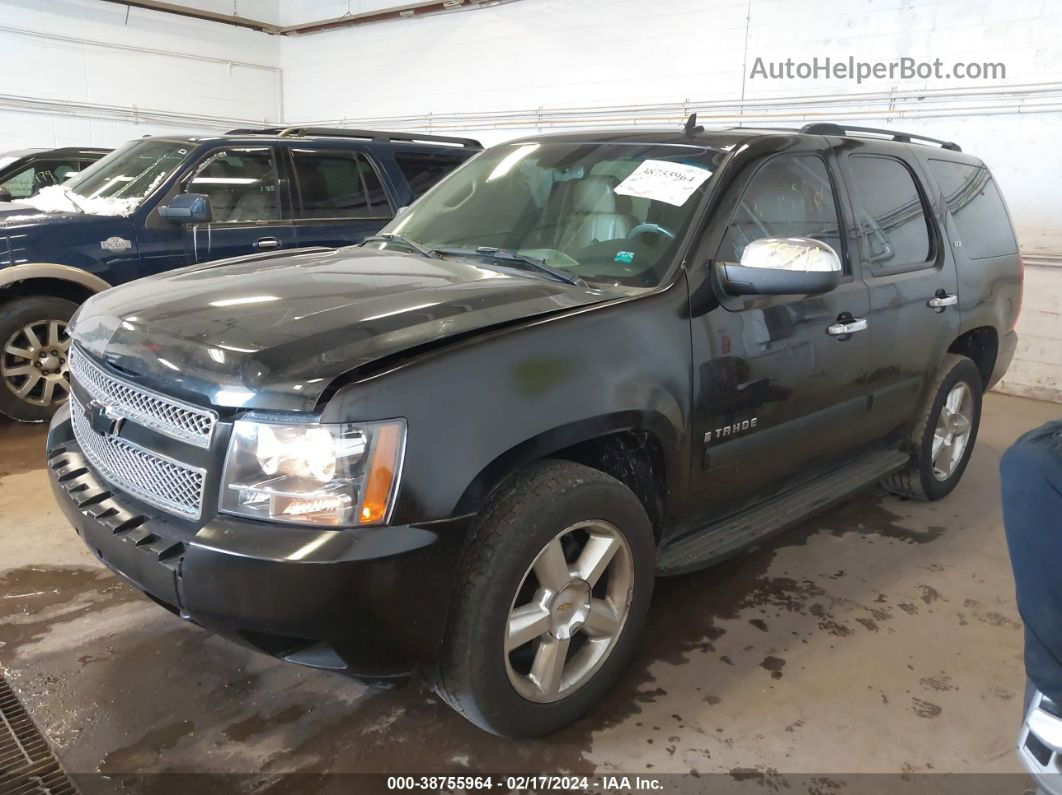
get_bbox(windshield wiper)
[361,233,440,259]
[61,187,86,214]
[436,246,587,287]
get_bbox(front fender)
[0,262,112,292]
[320,278,694,525]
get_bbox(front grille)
[70,394,206,519]
[69,345,217,449]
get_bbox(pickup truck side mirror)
[0,187,12,203]
[158,193,213,224]
[717,237,842,296]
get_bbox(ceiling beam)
[98,0,483,36]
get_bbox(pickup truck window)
[290,150,390,219]
[382,141,722,288]
[848,155,933,272]
[716,155,843,267]
[0,159,80,199]
[927,159,1018,260]
[188,148,280,223]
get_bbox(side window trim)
[844,153,940,277]
[288,148,395,223]
[713,152,852,277]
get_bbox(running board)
[656,450,909,575]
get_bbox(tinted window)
[848,156,932,270]
[291,151,390,219]
[928,159,1017,260]
[394,152,468,199]
[717,155,842,265]
[188,148,280,223]
[0,158,80,199]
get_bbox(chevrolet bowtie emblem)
[86,400,124,437]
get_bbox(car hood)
[73,246,620,412]
[0,200,82,229]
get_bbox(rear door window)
[927,159,1017,260]
[847,155,933,272]
[393,152,468,199]
[290,150,391,219]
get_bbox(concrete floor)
[0,393,1056,788]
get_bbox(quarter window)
[290,151,391,219]
[394,152,468,199]
[717,155,843,266]
[847,156,933,271]
[927,159,1017,260]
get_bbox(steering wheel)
[627,223,675,243]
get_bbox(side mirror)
[0,187,12,203]
[717,237,842,296]
[158,193,212,224]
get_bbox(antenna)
[684,112,704,134]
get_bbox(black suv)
[0,128,478,421]
[46,121,1021,737]
[0,146,111,202]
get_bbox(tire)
[0,296,77,423]
[431,459,655,737]
[882,353,983,501]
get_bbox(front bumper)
[1019,687,1062,794]
[47,404,468,682]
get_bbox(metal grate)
[0,677,77,795]
[71,395,206,519]
[69,346,217,449]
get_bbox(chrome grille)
[69,346,217,449]
[70,395,206,519]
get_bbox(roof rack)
[799,123,961,152]
[223,126,482,148]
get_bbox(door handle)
[928,292,958,309]
[827,317,869,337]
[255,237,281,250]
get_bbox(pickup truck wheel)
[0,296,77,422]
[431,459,654,737]
[882,353,982,501]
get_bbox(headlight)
[220,418,406,527]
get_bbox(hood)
[73,246,619,412]
[0,200,82,229]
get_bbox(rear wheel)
[882,353,983,501]
[0,296,76,422]
[431,459,654,737]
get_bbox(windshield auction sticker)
[615,160,712,207]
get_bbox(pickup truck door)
[836,148,960,442]
[285,147,394,248]
[687,150,874,526]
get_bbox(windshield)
[377,141,723,288]
[65,138,191,207]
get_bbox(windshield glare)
[65,138,191,205]
[381,141,722,288]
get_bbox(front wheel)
[431,459,655,737]
[882,353,983,501]
[0,296,77,422]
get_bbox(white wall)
[280,0,1062,401]
[0,0,282,148]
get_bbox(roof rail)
[277,127,482,148]
[225,127,288,135]
[800,123,961,152]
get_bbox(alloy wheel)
[1,319,71,407]
[504,520,634,703]
[931,382,973,481]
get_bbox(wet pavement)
[0,394,1055,786]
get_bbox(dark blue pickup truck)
[0,127,480,420]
